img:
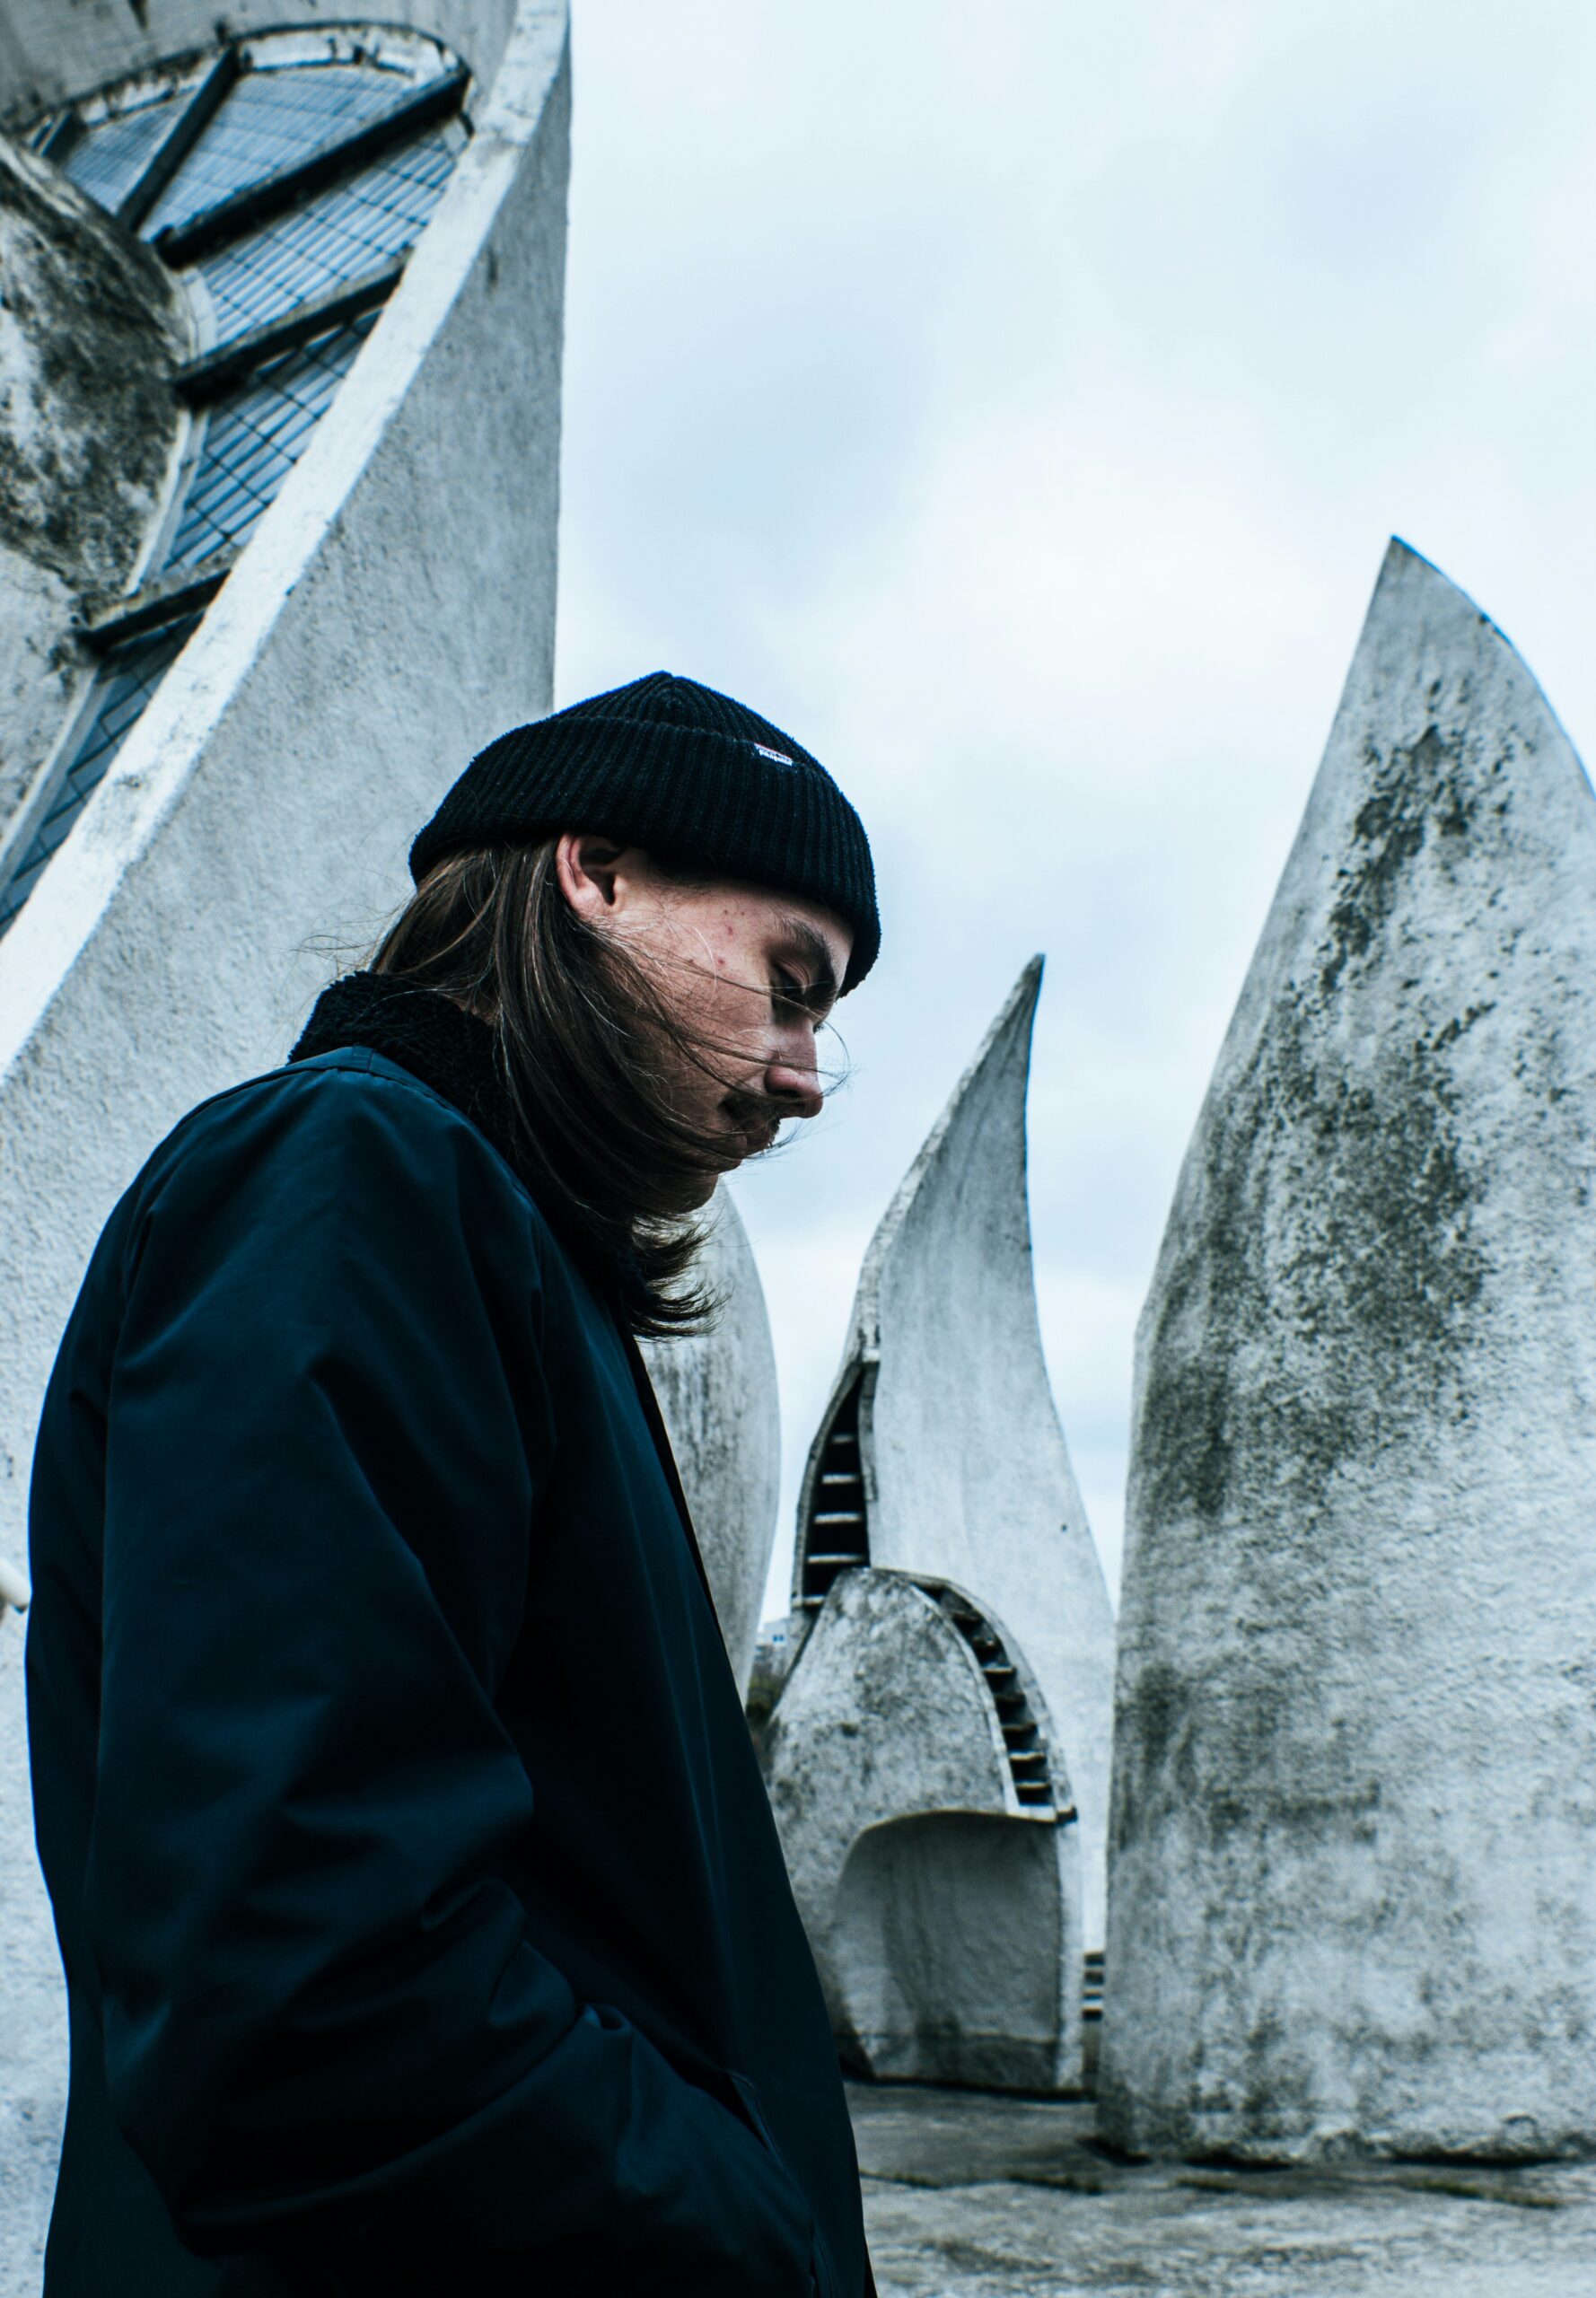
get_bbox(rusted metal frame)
[117,48,243,233]
[151,63,469,269]
[82,557,233,652]
[34,110,83,164]
[174,259,404,403]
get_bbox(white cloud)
[559,0,1596,1618]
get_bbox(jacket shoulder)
[162,1048,513,1172]
[124,1048,550,1256]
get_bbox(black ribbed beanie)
[410,672,880,990]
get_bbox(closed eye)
[772,966,812,1023]
[769,918,840,1021]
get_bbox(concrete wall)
[763,1567,1082,2092]
[0,6,569,2275]
[642,1187,781,1701]
[796,959,1118,1946]
[0,135,189,855]
[1102,540,1596,2163]
[0,3,521,120]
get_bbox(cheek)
[663,903,769,1057]
[699,918,756,999]
[708,913,750,973]
[674,959,750,1063]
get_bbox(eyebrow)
[773,916,839,1013]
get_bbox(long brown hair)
[370,839,772,1337]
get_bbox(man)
[26,673,879,2294]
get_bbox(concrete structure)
[642,1186,781,1700]
[1103,540,1596,2163]
[0,8,569,2275]
[852,2083,1596,2298]
[764,1568,1082,2091]
[790,957,1116,1946]
[760,963,1109,2092]
[0,134,188,842]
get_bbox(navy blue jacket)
[26,1013,867,2295]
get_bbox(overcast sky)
[553,0,1596,1614]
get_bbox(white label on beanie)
[751,743,794,765]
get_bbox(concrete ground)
[848,2083,1596,2297]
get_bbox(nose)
[765,1042,824,1122]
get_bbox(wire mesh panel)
[139,60,425,240]
[0,620,200,937]
[162,315,376,569]
[197,128,459,344]
[62,93,188,214]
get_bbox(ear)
[555,830,636,923]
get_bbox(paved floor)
[848,2084,1596,2297]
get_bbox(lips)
[718,1093,781,1160]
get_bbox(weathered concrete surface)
[795,960,1116,1945]
[851,2083,1596,2297]
[0,9,569,2281]
[765,1568,1082,2091]
[0,4,522,123]
[1104,539,1596,2164]
[0,133,189,855]
[641,1186,779,1699]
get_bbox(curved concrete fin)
[641,1185,779,1700]
[1107,538,1596,2159]
[763,1567,1083,2092]
[856,954,1048,1355]
[792,964,1054,1609]
[795,958,1117,1945]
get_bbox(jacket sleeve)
[86,1066,814,2292]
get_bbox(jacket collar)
[289,970,524,1181]
[287,969,723,1645]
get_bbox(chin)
[672,1171,723,1213]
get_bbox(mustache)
[718,1086,792,1158]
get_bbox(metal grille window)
[140,64,419,241]
[0,34,467,935]
[796,1374,871,1609]
[165,316,376,569]
[918,1583,1060,1811]
[198,131,459,346]
[0,621,200,934]
[61,92,187,212]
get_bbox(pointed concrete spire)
[642,1186,779,1699]
[792,959,1117,1944]
[1104,540,1596,2160]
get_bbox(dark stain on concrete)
[1114,711,1497,1995]
[1136,996,1485,1547]
[0,135,185,593]
[1320,726,1478,999]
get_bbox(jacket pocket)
[727,2072,839,2298]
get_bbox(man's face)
[555,832,853,1202]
